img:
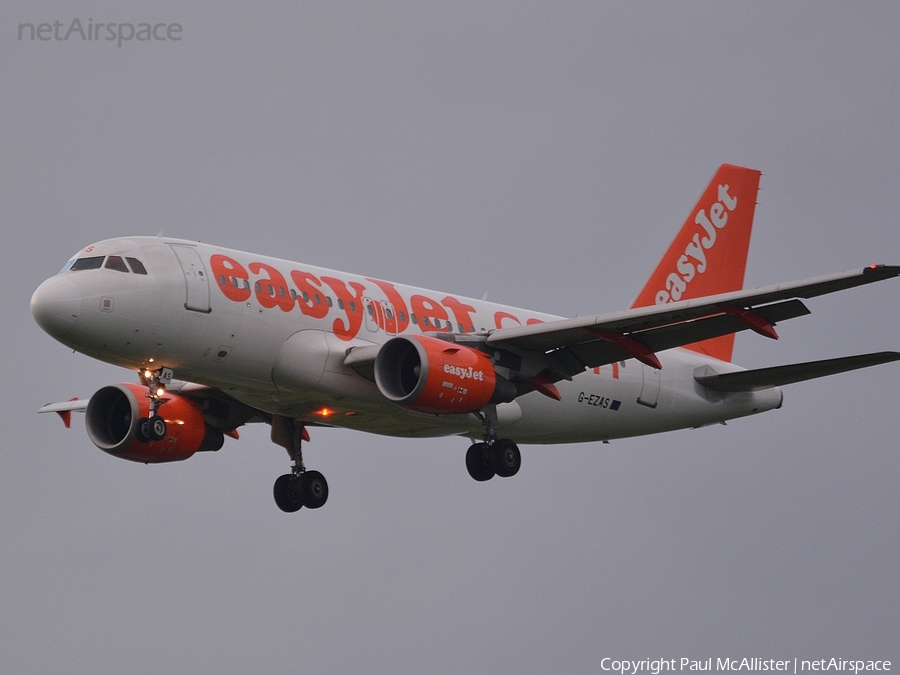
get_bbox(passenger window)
[70,256,105,271]
[105,256,129,272]
[125,257,148,275]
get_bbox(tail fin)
[631,164,762,362]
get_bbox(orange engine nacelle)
[374,335,512,414]
[85,383,224,463]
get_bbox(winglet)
[631,164,762,362]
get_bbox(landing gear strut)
[271,415,329,512]
[466,404,521,482]
[136,366,173,442]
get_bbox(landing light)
[156,386,166,397]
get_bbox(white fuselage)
[31,236,783,444]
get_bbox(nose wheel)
[135,366,173,443]
[138,415,167,442]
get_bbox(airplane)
[31,164,900,513]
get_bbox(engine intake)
[86,383,224,463]
[374,335,513,414]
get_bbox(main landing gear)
[271,416,329,512]
[136,366,174,443]
[466,404,521,482]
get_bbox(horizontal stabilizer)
[695,351,900,392]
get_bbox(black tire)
[302,471,329,509]
[136,417,151,443]
[465,443,495,482]
[273,474,304,512]
[489,439,521,478]
[149,415,167,441]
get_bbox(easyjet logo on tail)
[654,183,737,305]
[630,163,760,362]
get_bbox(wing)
[486,265,900,381]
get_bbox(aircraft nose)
[31,276,83,339]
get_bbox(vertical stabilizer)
[631,164,761,362]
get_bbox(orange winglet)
[225,428,240,440]
[589,329,662,370]
[528,374,561,401]
[718,304,778,340]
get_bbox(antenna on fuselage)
[156,227,164,238]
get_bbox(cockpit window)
[70,256,105,271]
[104,256,129,273]
[125,257,147,275]
[66,254,148,275]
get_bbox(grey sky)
[2,3,899,673]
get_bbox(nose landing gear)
[136,367,174,442]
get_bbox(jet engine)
[374,335,515,415]
[85,383,224,463]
